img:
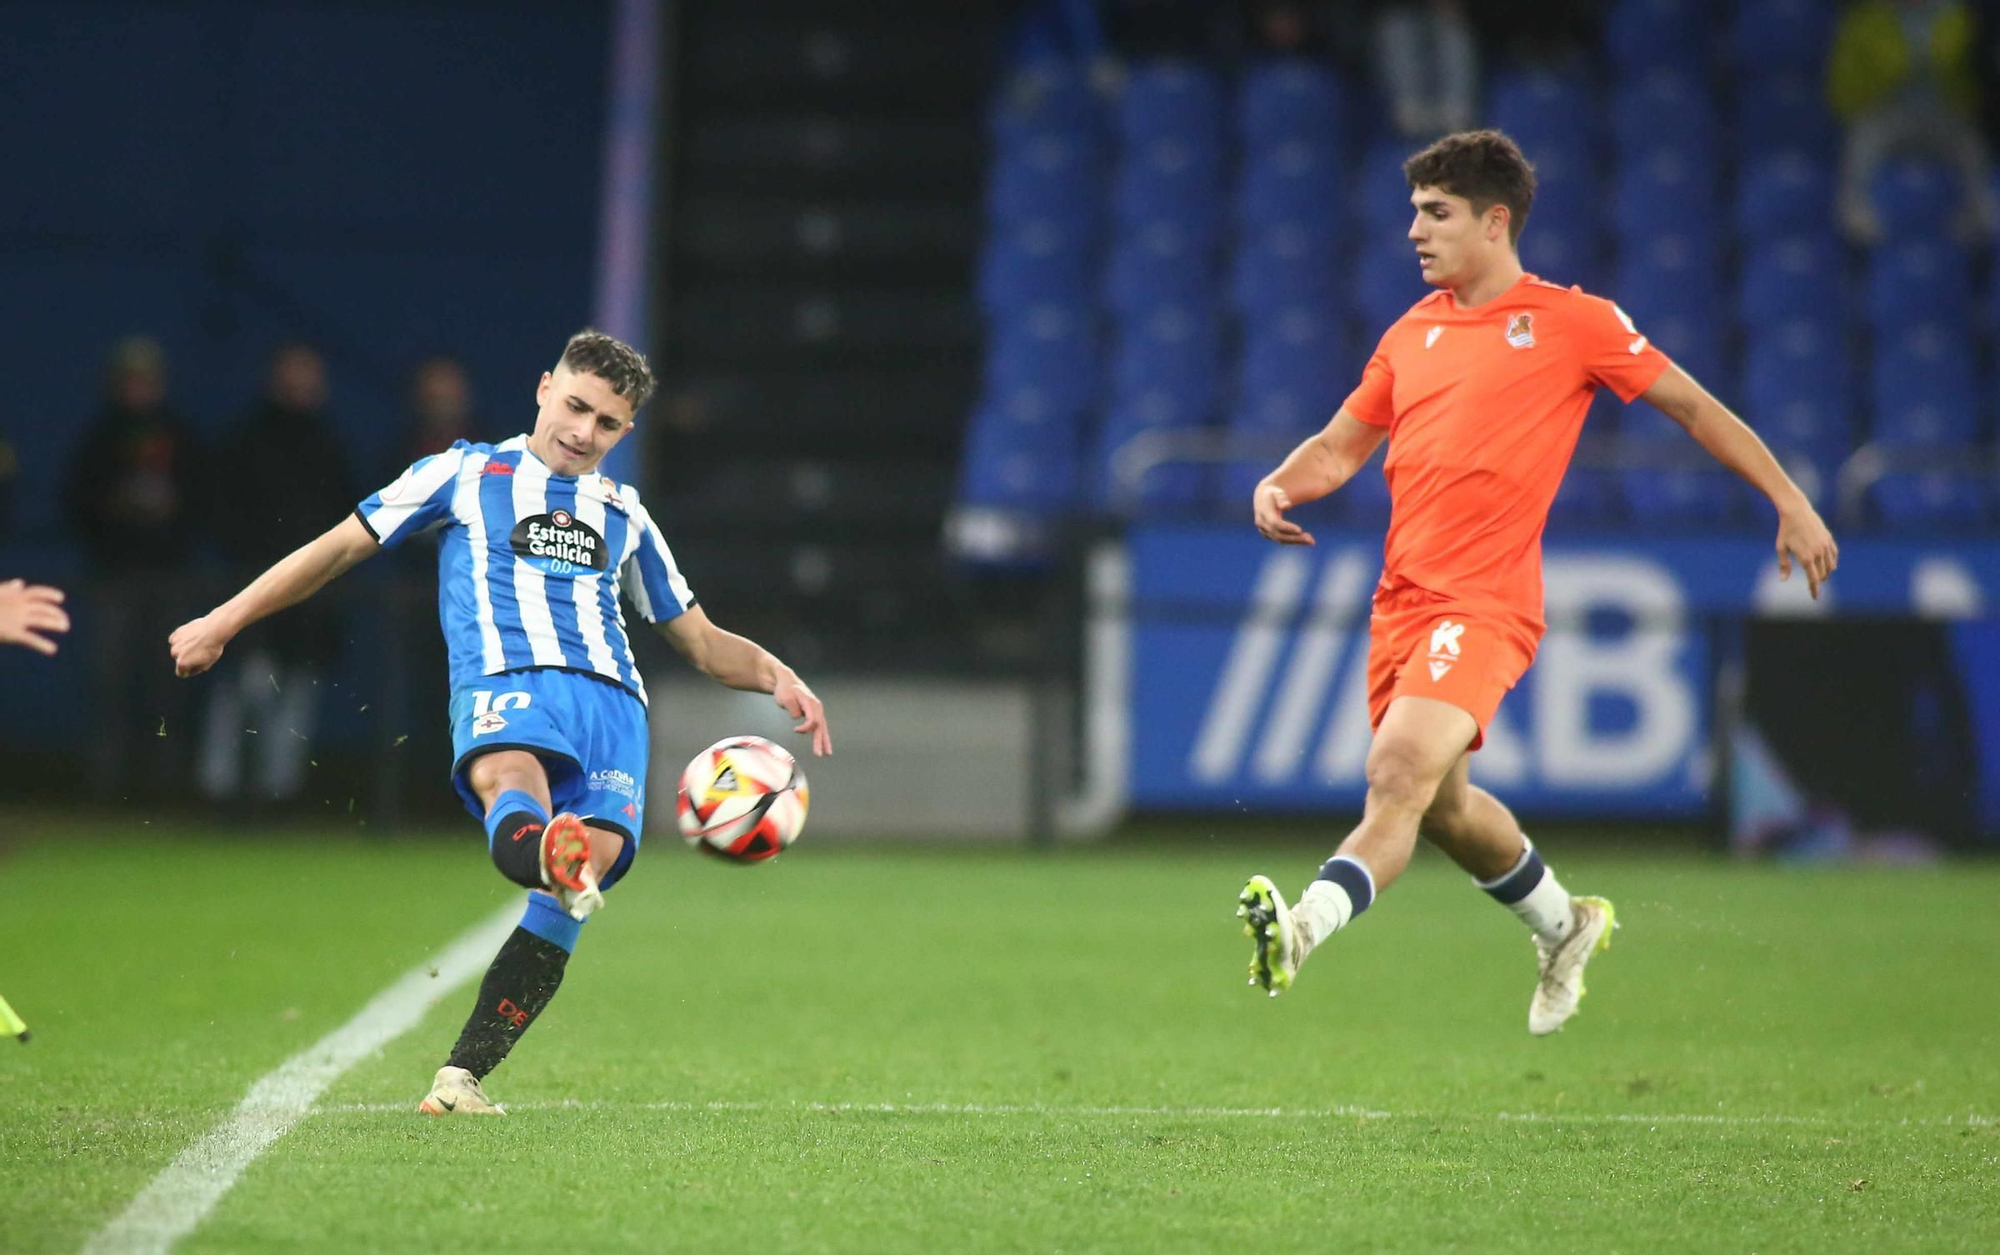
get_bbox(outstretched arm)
[170,514,379,677]
[1253,409,1388,546]
[657,605,831,756]
[1642,364,1840,598]
[0,580,70,656]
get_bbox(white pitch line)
[311,1097,1996,1130]
[80,905,520,1255]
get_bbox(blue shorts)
[449,668,651,847]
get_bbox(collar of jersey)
[502,434,593,484]
[1442,271,1535,314]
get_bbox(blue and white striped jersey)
[354,436,694,704]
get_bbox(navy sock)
[484,789,550,890]
[1480,846,1546,905]
[1315,855,1376,919]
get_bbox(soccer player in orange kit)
[1237,131,1839,1033]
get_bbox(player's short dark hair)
[559,328,654,413]
[1403,129,1537,246]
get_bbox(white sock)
[1476,838,1576,945]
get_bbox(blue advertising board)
[1110,527,2000,819]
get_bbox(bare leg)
[1328,695,1478,890]
[1419,755,1528,880]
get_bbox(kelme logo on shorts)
[509,511,609,577]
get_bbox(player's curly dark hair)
[1403,130,1537,247]
[559,328,655,412]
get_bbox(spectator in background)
[198,343,356,807]
[401,355,479,467]
[1373,1,1480,139]
[64,337,207,797]
[1828,0,1997,242]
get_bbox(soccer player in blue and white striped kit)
[170,330,832,1115]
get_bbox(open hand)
[0,580,70,655]
[1776,503,1839,600]
[774,675,831,757]
[1253,483,1314,546]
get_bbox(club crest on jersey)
[1504,312,1535,349]
[472,710,508,736]
[510,512,608,577]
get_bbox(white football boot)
[417,1065,504,1116]
[1528,896,1618,1035]
[1237,875,1314,996]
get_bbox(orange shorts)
[1366,589,1539,750]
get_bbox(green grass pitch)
[1,821,1995,1254]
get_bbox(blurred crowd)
[4,339,485,810]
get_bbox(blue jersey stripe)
[595,505,636,691]
[477,458,536,672]
[540,475,586,667]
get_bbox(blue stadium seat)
[1104,219,1216,315]
[1727,0,1833,78]
[1116,60,1225,150]
[976,217,1094,314]
[1235,139,1346,236]
[1737,232,1845,327]
[958,400,1081,512]
[1869,470,1990,533]
[1239,305,1348,403]
[1110,302,1222,410]
[1614,231,1722,328]
[1519,226,1593,290]
[984,304,1099,418]
[1605,0,1713,71]
[1871,323,1979,446]
[1094,387,1214,514]
[1221,383,1336,506]
[1354,232,1428,331]
[1865,240,1972,330]
[1609,69,1717,158]
[1230,225,1342,316]
[989,62,1102,146]
[1743,317,1853,462]
[1360,140,1415,235]
[1522,145,1598,248]
[1734,152,1835,240]
[1612,147,1720,250]
[1639,309,1725,397]
[1731,72,1837,159]
[1484,67,1595,159]
[987,130,1101,227]
[1870,160,1958,238]
[1237,60,1347,152]
[1620,451,1758,526]
[1111,136,1225,239]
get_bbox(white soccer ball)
[675,735,809,863]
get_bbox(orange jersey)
[1342,274,1671,633]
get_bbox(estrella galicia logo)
[510,509,608,577]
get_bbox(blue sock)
[484,789,549,848]
[519,890,583,953]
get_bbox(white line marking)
[310,1097,1996,1131]
[80,906,519,1255]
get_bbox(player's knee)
[1364,740,1445,814]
